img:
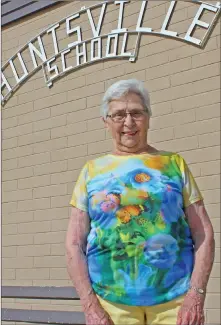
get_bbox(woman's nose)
[124,113,135,125]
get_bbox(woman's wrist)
[82,293,102,313]
[189,284,206,296]
[186,288,206,304]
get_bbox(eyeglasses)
[106,110,147,123]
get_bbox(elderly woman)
[66,79,215,325]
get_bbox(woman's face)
[104,92,150,154]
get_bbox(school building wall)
[1,1,220,324]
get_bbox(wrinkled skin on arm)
[65,207,114,325]
[177,200,215,325]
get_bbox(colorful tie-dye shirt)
[70,152,203,306]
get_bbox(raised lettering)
[136,1,152,33]
[76,42,87,66]
[91,37,102,61]
[161,1,178,37]
[112,1,129,34]
[9,52,29,84]
[2,0,220,105]
[46,57,59,82]
[1,72,12,101]
[87,3,107,38]
[184,3,218,45]
[28,36,47,68]
[61,49,73,72]
[47,23,60,55]
[66,14,82,48]
[106,34,119,57]
[121,33,132,56]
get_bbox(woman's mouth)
[122,131,138,136]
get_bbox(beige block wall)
[1,1,220,323]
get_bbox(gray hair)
[101,79,152,119]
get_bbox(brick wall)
[1,1,220,323]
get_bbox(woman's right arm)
[65,207,114,325]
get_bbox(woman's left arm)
[177,200,215,325]
[186,200,215,290]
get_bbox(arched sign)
[1,0,220,105]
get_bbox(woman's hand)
[66,208,114,324]
[85,302,114,325]
[177,290,205,325]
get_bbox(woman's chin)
[121,139,139,148]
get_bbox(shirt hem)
[184,196,204,208]
[93,286,189,307]
[69,200,88,212]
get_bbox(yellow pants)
[97,294,185,325]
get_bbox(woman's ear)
[102,117,112,136]
[102,116,108,129]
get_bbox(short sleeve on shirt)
[175,154,203,208]
[69,162,89,212]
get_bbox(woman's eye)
[115,113,124,118]
[133,111,142,116]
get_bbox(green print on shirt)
[70,152,203,306]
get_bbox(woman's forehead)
[109,93,144,111]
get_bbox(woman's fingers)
[182,311,190,325]
[100,315,114,325]
[188,309,197,325]
[197,305,205,325]
[176,308,183,325]
[177,306,204,325]
[177,308,189,325]
[86,312,114,325]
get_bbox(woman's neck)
[112,144,158,156]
